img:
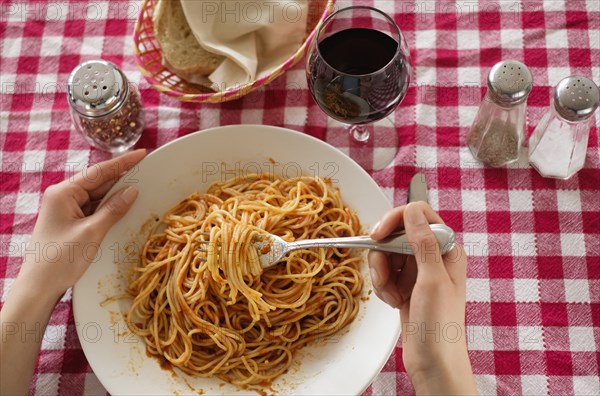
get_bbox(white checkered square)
[283,106,307,125]
[427,188,439,211]
[545,29,569,48]
[41,324,66,350]
[458,106,478,127]
[2,74,18,87]
[518,326,544,350]
[459,146,483,169]
[39,36,63,56]
[21,150,46,172]
[548,67,572,86]
[66,150,88,174]
[457,66,481,85]
[521,375,548,396]
[474,375,497,396]
[466,278,491,302]
[285,69,306,87]
[511,233,536,257]
[2,37,22,58]
[564,279,591,303]
[500,29,523,49]
[379,187,394,206]
[157,107,180,129]
[556,189,582,212]
[81,36,105,55]
[240,109,264,124]
[509,190,533,211]
[542,0,566,11]
[415,30,436,48]
[15,192,40,214]
[34,373,60,396]
[1,111,8,133]
[2,278,15,303]
[463,233,489,256]
[27,111,52,133]
[9,234,30,257]
[456,30,479,49]
[462,189,486,211]
[60,288,72,303]
[34,73,58,92]
[371,371,396,396]
[573,376,600,395]
[45,3,69,21]
[199,107,220,129]
[468,325,494,350]
[415,66,436,85]
[514,279,539,302]
[561,233,586,256]
[415,104,436,127]
[569,327,596,351]
[415,145,438,168]
[84,1,109,21]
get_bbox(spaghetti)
[126,174,363,385]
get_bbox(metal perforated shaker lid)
[67,60,128,117]
[553,76,599,122]
[487,60,533,106]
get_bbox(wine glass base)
[324,116,399,171]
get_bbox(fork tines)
[196,232,211,261]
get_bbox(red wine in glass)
[306,6,412,170]
[308,28,409,125]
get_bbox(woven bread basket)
[133,0,334,103]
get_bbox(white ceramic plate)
[73,125,400,395]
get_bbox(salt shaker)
[67,60,144,153]
[529,76,599,179]
[467,60,533,167]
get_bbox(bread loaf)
[153,0,224,82]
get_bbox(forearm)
[410,352,477,396]
[0,273,62,396]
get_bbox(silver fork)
[197,224,456,269]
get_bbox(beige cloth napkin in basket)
[180,0,308,91]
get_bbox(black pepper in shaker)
[467,60,533,167]
[67,60,145,153]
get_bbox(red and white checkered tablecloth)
[1,0,599,395]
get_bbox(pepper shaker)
[467,60,533,167]
[529,76,599,179]
[67,60,145,153]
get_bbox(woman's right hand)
[368,202,477,395]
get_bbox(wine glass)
[306,6,411,171]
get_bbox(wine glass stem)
[349,125,370,143]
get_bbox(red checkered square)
[541,303,569,326]
[491,302,517,326]
[494,351,522,375]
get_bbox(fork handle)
[287,224,456,256]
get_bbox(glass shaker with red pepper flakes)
[67,60,144,153]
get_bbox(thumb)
[403,203,448,282]
[90,186,139,232]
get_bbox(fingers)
[87,186,139,234]
[368,251,402,308]
[70,149,146,192]
[371,202,444,240]
[443,244,468,289]
[403,202,449,283]
[89,177,121,202]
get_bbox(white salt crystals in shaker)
[529,76,599,179]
